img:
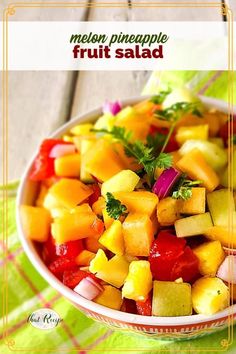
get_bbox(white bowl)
[16,95,236,340]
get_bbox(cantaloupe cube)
[207,189,235,227]
[35,185,48,207]
[152,281,192,316]
[75,250,96,266]
[54,153,80,177]
[192,277,229,315]
[176,124,208,145]
[102,209,114,229]
[193,241,225,276]
[79,138,96,183]
[89,249,108,273]
[51,211,103,244]
[20,205,51,242]
[96,255,130,288]
[179,187,206,215]
[101,170,140,198]
[94,285,123,310]
[122,260,152,301]
[112,143,141,171]
[85,234,106,253]
[49,178,93,209]
[175,212,213,237]
[84,139,125,181]
[157,197,181,226]
[176,149,219,192]
[122,213,154,256]
[92,197,106,216]
[99,220,124,255]
[113,191,158,217]
[204,226,236,248]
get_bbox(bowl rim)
[16,94,236,327]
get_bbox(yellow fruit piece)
[79,138,97,183]
[35,185,48,207]
[123,213,154,256]
[176,149,219,192]
[157,197,181,226]
[51,211,103,244]
[75,250,96,266]
[101,170,140,198]
[92,197,106,216]
[54,153,81,177]
[49,178,93,209]
[192,277,229,315]
[62,135,74,143]
[112,143,141,171]
[122,260,152,301]
[51,204,92,219]
[96,255,130,288]
[43,192,63,211]
[179,187,206,215]
[94,113,116,131]
[84,139,125,182]
[70,123,93,136]
[94,285,123,310]
[207,189,235,227]
[193,241,225,276]
[175,213,213,237]
[113,191,158,217]
[99,220,124,255]
[20,205,51,242]
[176,124,208,145]
[85,234,106,253]
[204,226,236,248]
[102,209,114,229]
[89,249,108,273]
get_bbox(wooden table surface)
[1,0,235,180]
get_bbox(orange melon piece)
[85,233,106,253]
[20,205,51,242]
[122,213,154,256]
[75,250,96,266]
[55,153,81,177]
[84,139,125,182]
[157,197,182,226]
[102,208,114,229]
[92,197,106,216]
[179,187,206,215]
[176,149,219,192]
[35,184,48,207]
[133,100,155,115]
[49,178,93,209]
[94,285,123,310]
[112,142,141,171]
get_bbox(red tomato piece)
[49,257,77,275]
[42,235,57,264]
[148,126,178,153]
[63,269,99,289]
[56,240,84,259]
[88,184,101,206]
[121,299,137,314]
[171,246,199,282]
[29,139,68,181]
[136,294,152,316]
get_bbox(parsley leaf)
[149,89,171,104]
[146,133,166,154]
[172,175,202,201]
[106,192,127,220]
[155,102,202,122]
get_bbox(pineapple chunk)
[175,213,213,238]
[79,138,96,183]
[20,205,51,242]
[96,255,130,288]
[192,277,229,315]
[49,178,93,209]
[70,123,93,136]
[204,226,236,248]
[207,189,235,227]
[122,261,152,301]
[35,185,48,207]
[102,209,114,229]
[193,241,225,276]
[113,191,158,217]
[101,170,140,198]
[122,213,154,256]
[75,250,95,266]
[99,220,124,255]
[94,285,123,310]
[92,196,106,216]
[179,187,206,215]
[176,124,208,145]
[54,153,80,177]
[152,281,192,316]
[89,249,108,273]
[157,197,181,226]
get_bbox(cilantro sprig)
[172,174,202,201]
[92,126,172,185]
[106,192,127,220]
[149,89,171,105]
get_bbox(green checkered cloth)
[1,71,236,353]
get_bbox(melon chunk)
[122,213,154,256]
[94,285,123,310]
[207,189,235,227]
[49,178,93,209]
[152,281,192,316]
[54,153,80,177]
[75,250,95,266]
[79,138,96,183]
[175,212,213,237]
[179,187,206,215]
[193,240,225,276]
[204,226,236,248]
[157,197,181,226]
[176,125,209,145]
[20,205,51,242]
[101,170,140,198]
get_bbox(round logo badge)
[27,308,62,330]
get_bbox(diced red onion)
[49,144,76,158]
[73,277,103,300]
[152,167,181,199]
[102,100,122,116]
[217,255,236,284]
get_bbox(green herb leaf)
[155,102,202,123]
[146,133,166,154]
[232,135,236,145]
[172,175,202,201]
[149,89,171,104]
[106,192,127,220]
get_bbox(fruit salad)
[20,88,236,316]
